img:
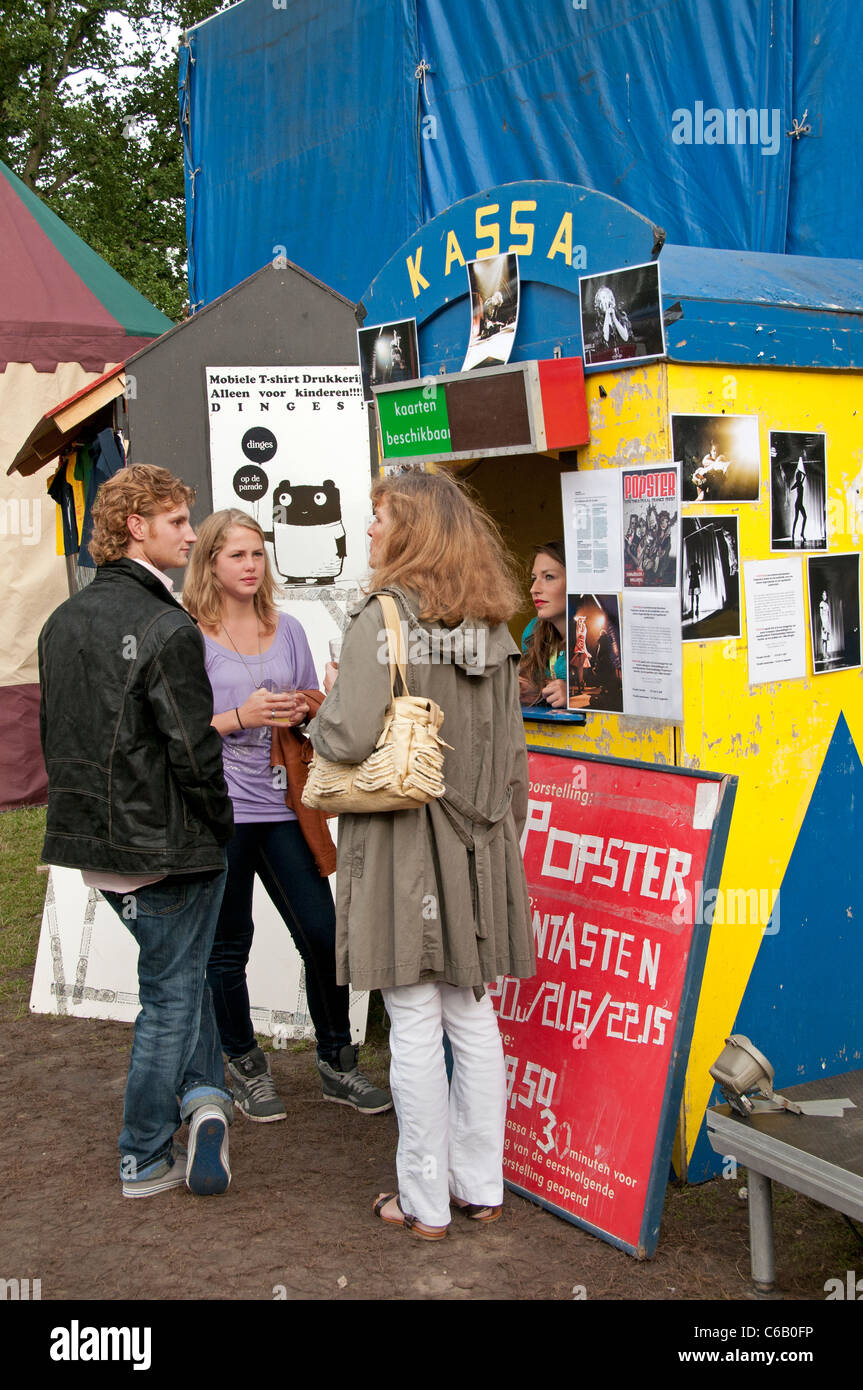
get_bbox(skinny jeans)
[207,820,351,1063]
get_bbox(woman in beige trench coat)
[309,469,535,1238]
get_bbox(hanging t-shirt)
[77,428,125,567]
[203,614,318,823]
[46,454,82,556]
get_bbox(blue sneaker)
[186,1105,231,1196]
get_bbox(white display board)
[207,364,373,679]
[30,866,369,1043]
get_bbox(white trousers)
[381,981,506,1227]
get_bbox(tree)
[0,1,226,319]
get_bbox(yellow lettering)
[475,203,500,259]
[508,200,536,255]
[406,246,430,298]
[444,229,466,276]
[547,212,573,265]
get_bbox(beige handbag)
[301,594,450,814]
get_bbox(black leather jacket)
[38,558,233,874]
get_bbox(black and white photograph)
[461,253,519,371]
[621,463,680,590]
[770,430,827,551]
[578,261,665,368]
[681,515,741,642]
[807,553,861,674]
[672,413,761,503]
[357,318,420,403]
[567,593,623,714]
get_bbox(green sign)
[377,384,452,459]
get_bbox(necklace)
[220,619,266,690]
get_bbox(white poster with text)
[561,468,623,592]
[621,591,683,721]
[206,365,371,666]
[743,558,807,685]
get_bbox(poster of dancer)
[672,414,761,503]
[461,253,520,371]
[621,463,680,590]
[807,553,861,674]
[681,516,741,642]
[357,319,419,403]
[770,431,827,551]
[578,262,665,367]
[566,593,623,714]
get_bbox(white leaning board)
[30,866,368,1043]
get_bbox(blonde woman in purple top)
[184,510,391,1121]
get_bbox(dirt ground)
[2,1005,861,1307]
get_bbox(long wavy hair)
[519,540,566,693]
[183,509,281,632]
[89,464,195,565]
[369,468,521,625]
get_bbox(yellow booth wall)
[518,360,863,1175]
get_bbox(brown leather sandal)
[451,1195,503,1223]
[372,1192,447,1240]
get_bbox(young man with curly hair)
[38,465,235,1198]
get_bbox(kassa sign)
[489,749,735,1257]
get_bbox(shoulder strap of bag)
[376,593,410,698]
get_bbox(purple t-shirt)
[203,615,318,823]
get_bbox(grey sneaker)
[316,1044,393,1115]
[227,1045,287,1123]
[121,1146,187,1199]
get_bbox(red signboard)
[489,749,734,1257]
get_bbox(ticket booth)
[360,181,863,1217]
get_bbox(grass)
[0,803,392,1066]
[0,805,48,1011]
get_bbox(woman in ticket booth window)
[519,540,568,708]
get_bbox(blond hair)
[183,509,281,631]
[369,468,521,625]
[89,464,195,565]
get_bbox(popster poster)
[621,463,680,590]
[489,751,730,1255]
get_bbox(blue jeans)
[207,821,351,1063]
[103,871,232,1179]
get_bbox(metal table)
[707,1069,863,1293]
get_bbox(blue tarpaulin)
[182,0,863,309]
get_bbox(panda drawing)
[272,479,346,584]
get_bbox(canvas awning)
[8,365,126,476]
